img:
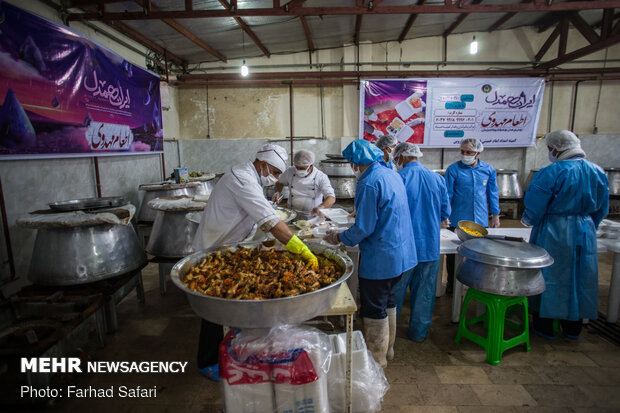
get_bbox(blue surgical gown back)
[523,158,609,320]
[399,162,451,262]
[340,162,417,279]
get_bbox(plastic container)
[174,168,189,183]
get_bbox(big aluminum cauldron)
[171,242,353,328]
[605,168,620,196]
[138,182,201,222]
[456,238,553,296]
[29,224,146,286]
[329,176,356,199]
[146,210,200,258]
[496,169,522,199]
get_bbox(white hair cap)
[393,142,423,159]
[293,150,315,167]
[545,130,581,152]
[460,138,484,153]
[375,134,398,150]
[255,144,288,173]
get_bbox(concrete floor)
[38,242,620,413]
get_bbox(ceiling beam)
[217,0,271,57]
[535,24,561,62]
[558,17,568,58]
[67,1,620,21]
[106,21,186,66]
[299,16,314,53]
[398,0,427,43]
[600,9,614,40]
[537,31,620,69]
[132,0,227,62]
[443,0,483,38]
[177,67,620,82]
[568,12,600,44]
[488,0,532,32]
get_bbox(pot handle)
[485,234,525,242]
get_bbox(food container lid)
[49,196,128,212]
[457,238,554,269]
[321,159,350,164]
[325,154,345,160]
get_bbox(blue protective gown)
[445,160,500,227]
[523,157,609,321]
[340,162,417,279]
[379,158,395,170]
[399,162,451,262]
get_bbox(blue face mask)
[548,151,558,163]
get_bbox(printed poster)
[360,80,427,144]
[360,78,545,148]
[0,3,163,159]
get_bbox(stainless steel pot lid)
[457,238,554,269]
[325,154,345,160]
[496,169,518,174]
[321,159,350,164]
[49,196,128,212]
[139,181,200,191]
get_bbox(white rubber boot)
[363,317,389,368]
[386,307,397,361]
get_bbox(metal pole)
[0,175,15,279]
[93,157,103,197]
[289,83,294,164]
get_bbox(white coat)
[192,161,279,251]
[278,166,335,217]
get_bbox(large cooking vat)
[457,238,553,297]
[171,241,354,328]
[137,182,201,222]
[29,224,146,286]
[496,169,522,199]
[320,159,354,177]
[606,168,620,196]
[189,174,216,198]
[146,198,205,258]
[329,176,356,199]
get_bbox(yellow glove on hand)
[286,235,319,270]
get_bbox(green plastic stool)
[454,288,531,365]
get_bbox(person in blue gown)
[392,142,451,342]
[375,134,397,170]
[444,138,501,293]
[325,139,416,367]
[523,130,609,340]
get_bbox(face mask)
[353,165,362,179]
[548,151,558,163]
[260,164,278,187]
[461,155,476,165]
[296,166,311,178]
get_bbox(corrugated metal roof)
[77,0,611,64]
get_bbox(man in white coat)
[272,149,336,219]
[192,143,319,381]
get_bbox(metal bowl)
[456,220,487,242]
[171,241,353,328]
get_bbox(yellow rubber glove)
[286,235,319,270]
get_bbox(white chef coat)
[278,166,335,215]
[192,161,279,251]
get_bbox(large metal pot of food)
[329,176,356,199]
[171,241,354,328]
[29,224,146,286]
[137,182,201,222]
[605,168,620,196]
[320,159,354,177]
[146,199,205,258]
[496,169,522,199]
[457,238,553,296]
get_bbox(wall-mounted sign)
[360,78,545,148]
[0,3,163,159]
